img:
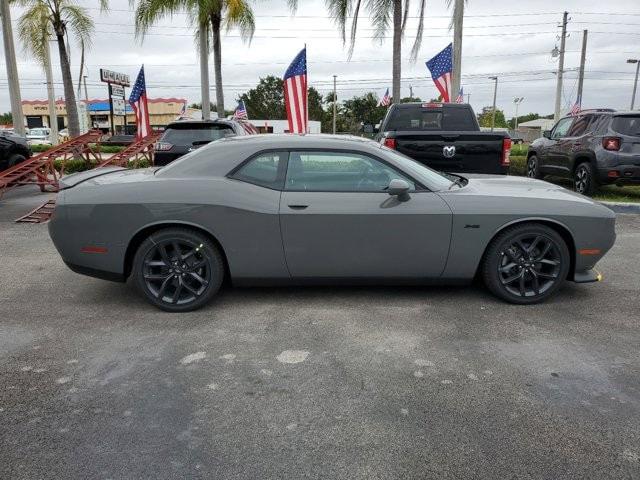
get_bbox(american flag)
[426,43,453,103]
[284,47,307,134]
[379,88,391,107]
[569,94,581,115]
[455,87,464,104]
[129,66,151,140]
[234,99,248,120]
[238,120,259,135]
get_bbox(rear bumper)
[597,164,640,184]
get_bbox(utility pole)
[44,39,59,145]
[451,0,464,99]
[628,59,640,110]
[490,76,498,131]
[409,85,413,100]
[199,24,211,120]
[465,93,470,104]
[513,97,524,130]
[0,0,26,135]
[576,29,588,107]
[554,11,569,122]
[332,75,337,135]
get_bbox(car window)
[231,151,286,189]
[567,115,593,137]
[161,125,234,145]
[551,117,574,139]
[611,116,640,136]
[384,106,476,131]
[285,151,415,192]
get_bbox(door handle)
[288,205,308,210]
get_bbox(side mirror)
[542,130,551,139]
[387,178,410,198]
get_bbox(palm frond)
[367,0,393,43]
[224,0,255,43]
[133,0,191,38]
[347,0,362,59]
[325,0,350,44]
[59,3,94,47]
[401,0,409,35]
[17,2,51,66]
[409,0,425,61]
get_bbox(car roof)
[165,119,237,128]
[216,133,378,149]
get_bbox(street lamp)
[513,97,524,130]
[627,59,640,110]
[489,76,498,131]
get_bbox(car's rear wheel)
[482,223,570,304]
[574,162,598,196]
[132,228,224,312]
[526,155,542,179]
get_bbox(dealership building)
[21,98,187,132]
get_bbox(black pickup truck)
[376,103,511,174]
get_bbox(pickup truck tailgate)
[394,132,507,174]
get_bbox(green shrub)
[509,156,527,176]
[510,144,529,156]
[31,144,53,152]
[53,158,151,175]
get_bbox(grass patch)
[31,143,125,154]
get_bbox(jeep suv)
[527,110,640,195]
[0,131,32,172]
[154,119,257,166]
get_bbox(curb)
[599,201,640,214]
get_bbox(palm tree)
[132,0,255,118]
[323,0,426,105]
[16,0,108,138]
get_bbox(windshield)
[611,116,640,136]
[378,144,456,191]
[161,125,233,145]
[385,106,478,131]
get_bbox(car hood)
[456,174,599,205]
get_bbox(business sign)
[112,98,127,116]
[110,84,125,98]
[100,69,130,87]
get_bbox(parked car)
[26,127,52,145]
[103,134,135,146]
[527,110,640,195]
[49,135,615,312]
[154,119,256,166]
[0,131,32,172]
[58,129,70,143]
[375,102,512,174]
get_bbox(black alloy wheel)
[133,228,224,312]
[483,224,570,304]
[526,155,542,179]
[574,162,597,196]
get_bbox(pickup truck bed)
[376,103,511,175]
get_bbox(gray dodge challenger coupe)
[48,135,616,312]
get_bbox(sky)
[1,0,639,119]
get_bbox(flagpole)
[305,43,309,134]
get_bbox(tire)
[132,227,225,312]
[574,162,598,196]
[526,155,542,179]
[482,223,570,305]
[7,153,26,168]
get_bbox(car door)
[545,117,576,175]
[279,150,452,279]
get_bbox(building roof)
[21,97,186,106]
[518,118,555,129]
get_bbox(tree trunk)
[211,14,224,118]
[392,0,402,104]
[56,34,79,137]
[199,23,211,120]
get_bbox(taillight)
[383,137,397,149]
[154,141,173,151]
[602,137,621,151]
[501,138,511,166]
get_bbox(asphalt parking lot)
[1,186,639,480]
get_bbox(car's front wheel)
[132,227,224,312]
[574,162,598,196]
[482,223,570,304]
